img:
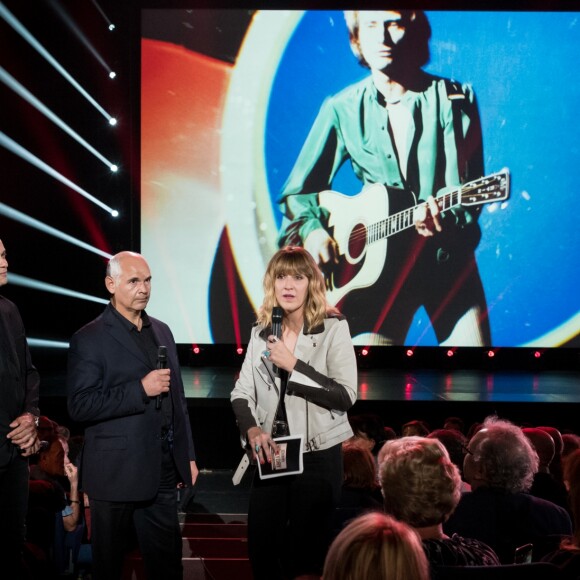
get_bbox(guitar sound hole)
[348,223,367,260]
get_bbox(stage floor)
[40,366,580,470]
[180,367,580,404]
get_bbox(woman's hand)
[264,335,297,372]
[247,426,279,465]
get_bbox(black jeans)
[248,443,343,580]
[90,445,182,580]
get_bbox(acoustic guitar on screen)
[319,168,510,304]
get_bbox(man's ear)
[105,276,116,295]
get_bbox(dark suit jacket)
[66,304,195,502]
[443,487,572,564]
[0,295,40,461]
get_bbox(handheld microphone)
[271,307,283,373]
[156,345,168,410]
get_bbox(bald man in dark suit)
[67,251,198,580]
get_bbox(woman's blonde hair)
[380,436,461,528]
[322,512,430,580]
[257,246,338,331]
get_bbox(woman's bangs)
[273,253,311,279]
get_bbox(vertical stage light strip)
[9,273,108,305]
[0,132,119,217]
[0,2,115,123]
[0,67,117,171]
[0,202,113,258]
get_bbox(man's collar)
[107,302,151,331]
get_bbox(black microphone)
[271,307,283,373]
[156,345,168,410]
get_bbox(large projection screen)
[141,9,580,348]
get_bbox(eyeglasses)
[461,443,473,456]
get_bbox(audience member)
[542,449,580,578]
[538,425,565,483]
[428,429,471,490]
[444,416,572,563]
[562,433,580,462]
[322,512,430,580]
[466,422,483,440]
[333,444,382,534]
[443,416,465,434]
[380,436,499,573]
[402,420,430,437]
[27,436,71,572]
[383,426,397,441]
[37,415,58,443]
[523,427,569,511]
[347,413,386,457]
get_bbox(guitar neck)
[368,189,460,243]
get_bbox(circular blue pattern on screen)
[264,10,580,347]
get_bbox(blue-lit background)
[265,11,580,347]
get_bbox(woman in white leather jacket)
[231,246,358,580]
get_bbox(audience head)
[402,420,430,438]
[562,449,580,548]
[322,512,430,580]
[466,422,484,440]
[427,428,468,476]
[383,426,397,441]
[379,436,461,528]
[537,426,563,456]
[347,413,385,455]
[55,424,70,441]
[522,427,555,472]
[36,436,66,478]
[443,416,465,434]
[562,433,580,460]
[37,415,57,441]
[343,444,379,489]
[464,416,539,493]
[537,426,564,480]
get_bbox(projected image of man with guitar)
[277,10,509,346]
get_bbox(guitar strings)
[342,176,503,245]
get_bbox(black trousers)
[248,444,343,580]
[0,447,29,578]
[89,446,182,580]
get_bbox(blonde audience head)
[379,436,461,528]
[322,512,429,580]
